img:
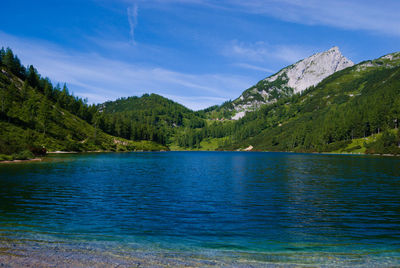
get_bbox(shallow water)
[0,152,400,266]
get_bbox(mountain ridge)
[2,46,400,158]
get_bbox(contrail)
[127,4,138,45]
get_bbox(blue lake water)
[0,152,400,266]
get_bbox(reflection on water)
[0,152,400,265]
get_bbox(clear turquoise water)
[0,152,400,265]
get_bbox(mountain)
[220,51,400,154]
[228,46,354,119]
[2,46,400,157]
[0,48,166,160]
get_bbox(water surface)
[0,152,399,266]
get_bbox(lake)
[0,152,399,266]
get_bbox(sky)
[1,0,400,110]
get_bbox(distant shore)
[47,151,79,154]
[0,158,42,164]
[1,150,398,164]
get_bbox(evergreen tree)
[38,100,50,134]
[27,65,40,89]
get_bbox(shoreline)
[0,237,397,267]
[0,238,271,268]
[0,158,42,164]
[171,149,400,157]
[1,150,398,164]
[47,151,79,154]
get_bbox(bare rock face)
[265,46,353,94]
[231,46,354,119]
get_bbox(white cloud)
[0,32,252,110]
[127,4,138,44]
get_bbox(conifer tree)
[27,65,40,89]
[38,100,50,134]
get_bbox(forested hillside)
[97,94,206,145]
[96,94,237,150]
[0,47,166,160]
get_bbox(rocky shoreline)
[0,240,271,268]
[0,236,396,268]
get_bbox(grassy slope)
[169,136,228,151]
[331,129,399,154]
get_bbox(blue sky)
[1,0,400,110]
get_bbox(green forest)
[1,47,400,161]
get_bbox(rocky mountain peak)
[265,46,354,94]
[328,46,339,52]
[230,46,354,120]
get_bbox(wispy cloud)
[126,0,400,37]
[0,32,252,110]
[127,4,138,44]
[234,63,275,74]
[228,0,400,36]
